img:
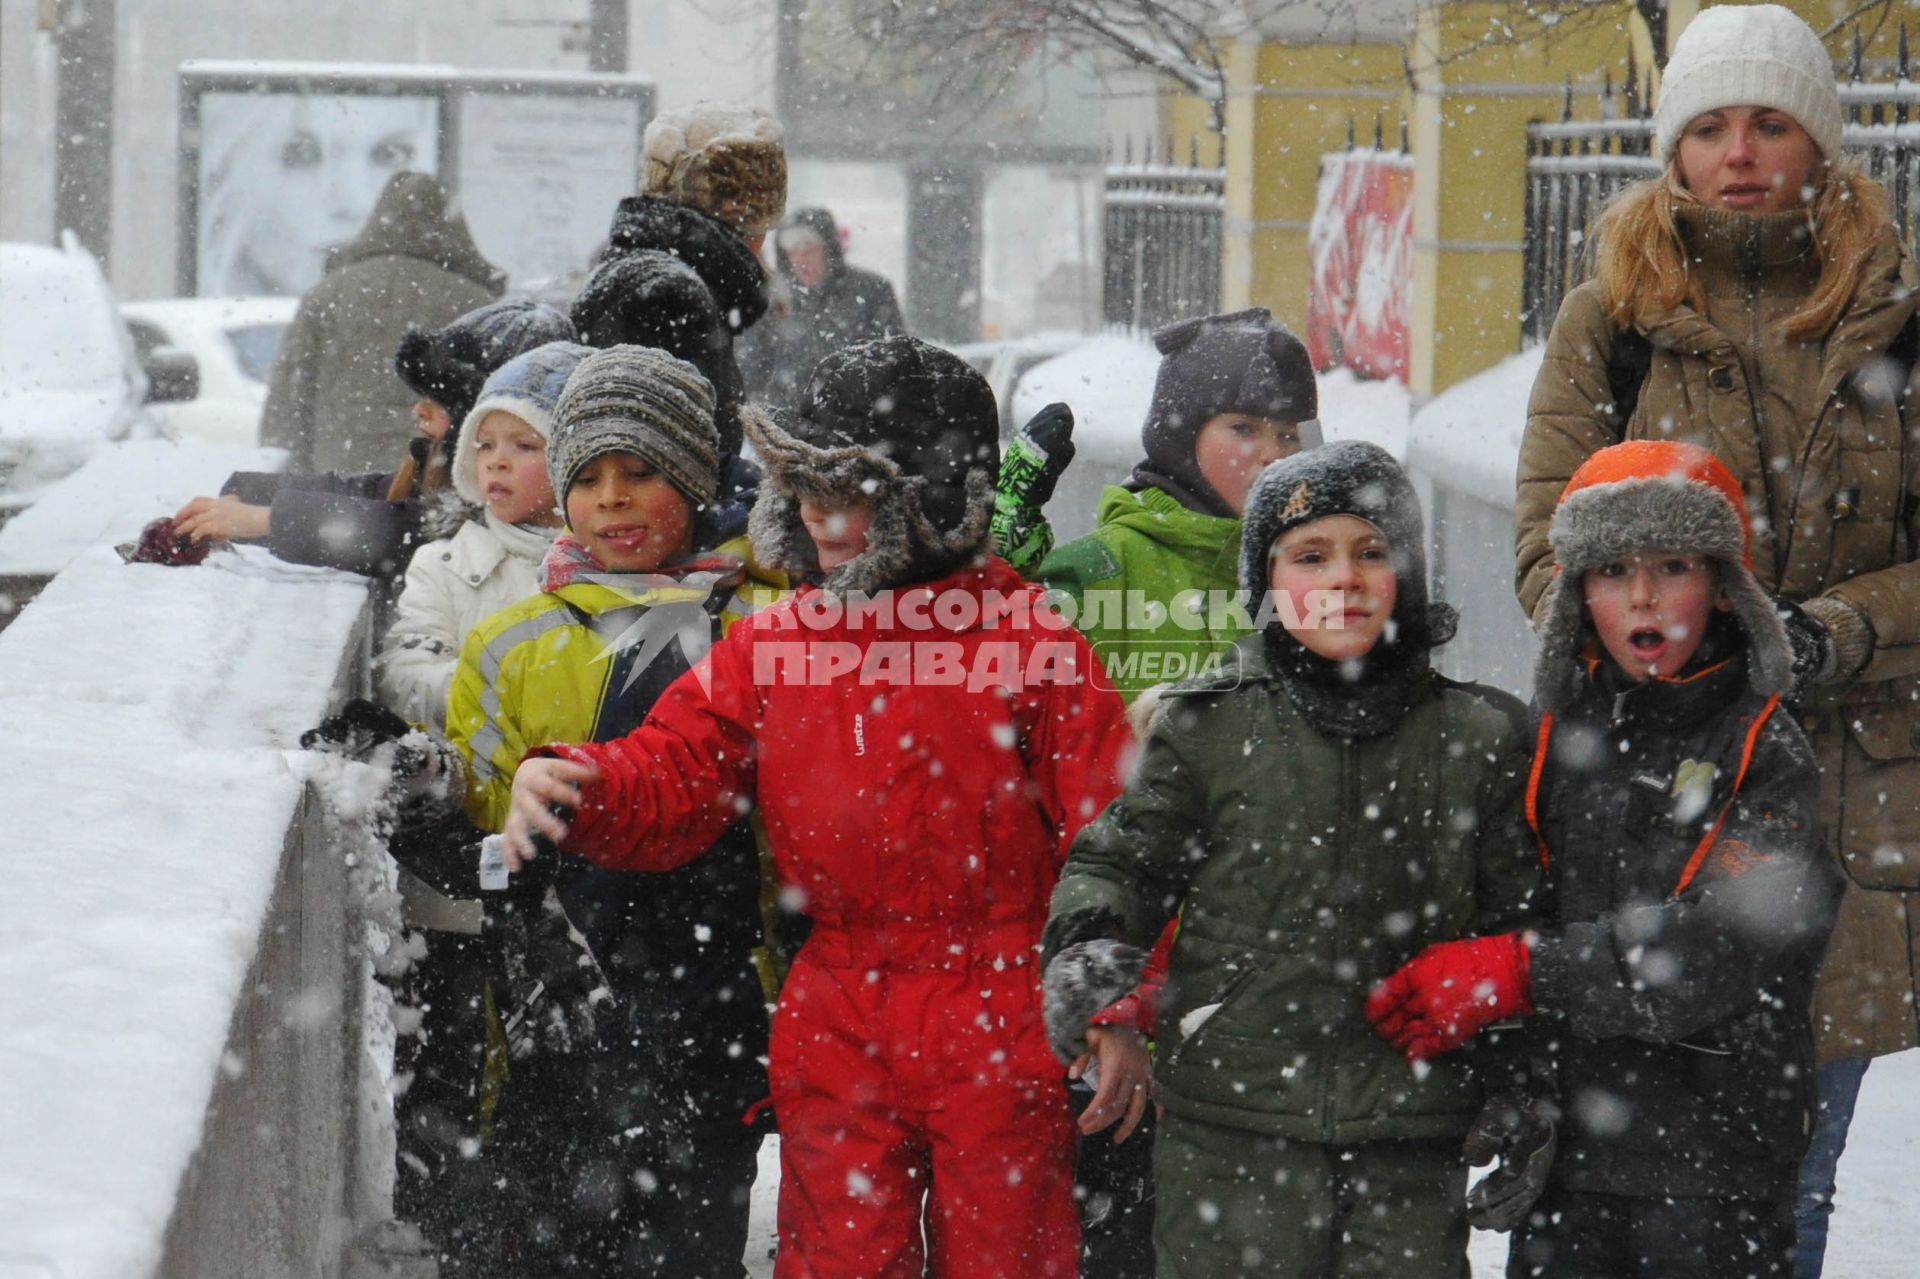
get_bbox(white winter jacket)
[377,512,555,728]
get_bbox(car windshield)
[224,322,287,383]
[0,255,128,391]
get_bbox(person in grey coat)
[262,171,505,474]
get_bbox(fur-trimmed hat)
[393,299,576,436]
[746,335,999,596]
[571,249,743,460]
[451,341,595,505]
[1241,440,1455,650]
[1534,440,1793,711]
[1133,308,1323,518]
[642,101,787,237]
[547,345,721,509]
[1653,4,1843,162]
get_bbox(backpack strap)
[1604,326,1654,432]
[1523,712,1555,873]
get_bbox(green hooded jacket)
[1044,634,1541,1143]
[1036,484,1244,703]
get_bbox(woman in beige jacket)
[1513,8,1919,1275]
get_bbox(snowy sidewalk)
[736,1048,1920,1275]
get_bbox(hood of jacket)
[602,194,769,334]
[327,172,506,293]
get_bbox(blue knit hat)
[452,341,596,504]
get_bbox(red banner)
[1306,150,1413,384]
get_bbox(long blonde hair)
[1592,163,1893,341]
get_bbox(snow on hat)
[452,341,596,505]
[746,335,999,596]
[547,345,721,510]
[1535,440,1792,711]
[1134,308,1323,518]
[1240,440,1455,651]
[1654,5,1843,163]
[393,299,576,437]
[642,101,788,237]
[570,249,744,460]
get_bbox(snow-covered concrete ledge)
[0,542,373,1277]
[1405,347,1547,698]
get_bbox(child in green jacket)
[1042,442,1540,1278]
[1018,308,1322,706]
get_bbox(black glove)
[302,697,412,758]
[1778,601,1836,704]
[994,402,1077,573]
[1042,938,1150,1064]
[494,887,619,1060]
[1463,1091,1558,1232]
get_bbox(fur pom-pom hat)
[392,299,576,435]
[1134,307,1323,518]
[1535,440,1793,711]
[1653,4,1842,162]
[746,335,999,597]
[1240,440,1456,652]
[451,341,595,506]
[642,101,787,237]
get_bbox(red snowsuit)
[539,558,1131,1278]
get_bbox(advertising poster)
[1306,149,1413,384]
[456,92,645,291]
[195,92,441,297]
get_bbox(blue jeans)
[1793,1057,1871,1279]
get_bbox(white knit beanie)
[1654,5,1843,163]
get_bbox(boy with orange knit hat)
[1369,440,1843,1276]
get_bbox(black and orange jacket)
[1526,631,1841,1201]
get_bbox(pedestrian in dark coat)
[1373,440,1843,1278]
[262,172,506,475]
[740,207,906,410]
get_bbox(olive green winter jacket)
[1036,484,1245,703]
[1044,634,1541,1142]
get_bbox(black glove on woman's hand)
[1778,601,1837,704]
[1463,1091,1558,1232]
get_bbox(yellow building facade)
[1160,0,1896,399]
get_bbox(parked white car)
[0,237,171,516]
[121,297,296,448]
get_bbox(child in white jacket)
[377,341,594,727]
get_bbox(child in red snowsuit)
[499,336,1134,1278]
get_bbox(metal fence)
[1103,137,1224,331]
[1522,28,1920,343]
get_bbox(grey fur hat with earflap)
[1534,439,1793,713]
[746,335,1000,597]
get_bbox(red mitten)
[1364,934,1532,1061]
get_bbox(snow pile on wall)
[0,544,367,1277]
[1405,346,1544,504]
[1010,334,1412,464]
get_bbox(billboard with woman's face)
[195,92,441,297]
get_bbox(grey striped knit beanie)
[548,345,721,507]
